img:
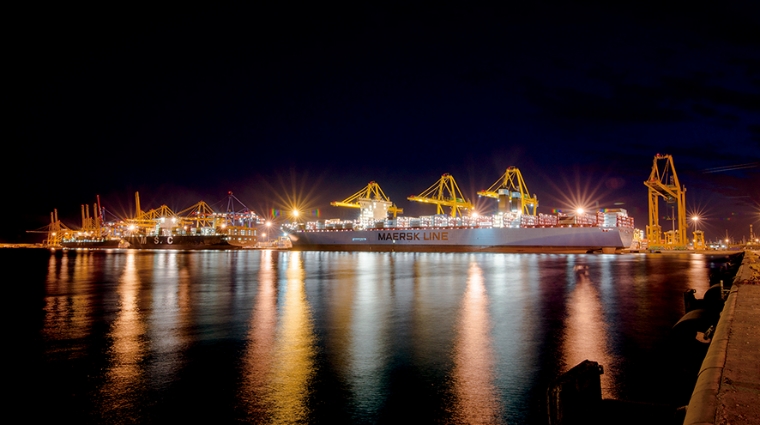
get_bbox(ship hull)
[288,226,634,253]
[123,235,241,250]
[61,239,123,249]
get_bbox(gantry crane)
[130,204,178,234]
[477,166,538,215]
[127,192,177,234]
[331,181,403,218]
[407,173,473,217]
[644,154,687,248]
[75,195,108,238]
[176,200,217,229]
[26,209,72,247]
[127,192,259,240]
[220,191,260,228]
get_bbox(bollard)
[683,288,700,312]
[547,359,604,425]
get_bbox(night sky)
[8,2,760,244]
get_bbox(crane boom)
[476,166,538,215]
[407,173,473,217]
[176,200,217,228]
[330,181,403,217]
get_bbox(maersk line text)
[377,232,449,241]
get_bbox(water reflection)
[146,251,190,390]
[101,250,147,420]
[43,252,95,344]
[451,261,502,423]
[267,251,316,423]
[241,250,279,422]
[411,254,461,366]
[347,253,393,419]
[487,254,542,422]
[561,258,616,399]
[26,249,719,425]
[689,255,711,295]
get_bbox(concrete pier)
[683,249,760,425]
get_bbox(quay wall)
[683,249,760,425]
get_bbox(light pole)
[265,221,271,243]
[691,216,705,251]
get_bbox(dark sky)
[8,2,760,244]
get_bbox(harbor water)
[9,248,729,424]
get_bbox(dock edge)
[682,284,738,425]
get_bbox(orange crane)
[477,166,538,215]
[127,192,177,234]
[331,181,403,218]
[407,173,473,217]
[76,202,101,237]
[644,154,687,248]
[177,200,217,229]
[26,209,72,247]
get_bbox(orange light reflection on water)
[241,250,279,421]
[561,260,616,399]
[451,261,502,423]
[44,252,96,342]
[102,250,146,414]
[266,252,316,423]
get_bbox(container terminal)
[25,156,757,252]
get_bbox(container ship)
[283,170,635,254]
[122,234,245,250]
[55,200,127,249]
[120,193,259,250]
[61,237,124,249]
[285,211,634,253]
[39,192,264,250]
